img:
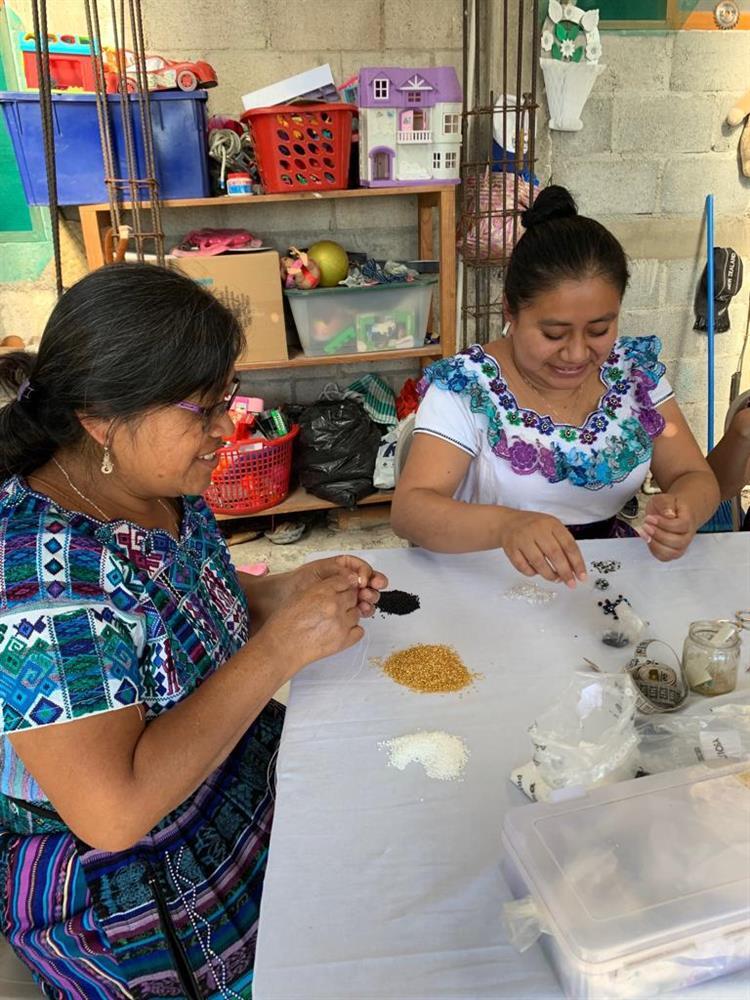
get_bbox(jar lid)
[228,172,250,179]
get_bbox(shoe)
[264,520,306,545]
[236,562,269,576]
[620,496,639,520]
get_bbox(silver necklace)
[52,458,177,533]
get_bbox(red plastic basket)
[205,426,298,515]
[241,103,354,194]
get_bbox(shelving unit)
[215,487,394,520]
[78,183,457,517]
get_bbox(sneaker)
[620,496,639,520]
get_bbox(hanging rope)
[29,0,63,297]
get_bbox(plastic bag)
[373,428,398,490]
[636,699,750,775]
[528,673,639,791]
[296,397,382,508]
[502,896,548,953]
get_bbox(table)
[254,534,750,1000]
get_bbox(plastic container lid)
[502,761,750,970]
[283,276,438,298]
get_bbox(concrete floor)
[228,521,407,575]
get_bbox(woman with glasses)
[0,263,387,999]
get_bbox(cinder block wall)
[544,30,750,448]
[3,6,750,446]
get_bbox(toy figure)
[280,247,321,289]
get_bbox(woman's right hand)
[497,509,587,588]
[254,569,363,679]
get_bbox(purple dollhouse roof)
[358,67,462,108]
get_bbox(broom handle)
[706,195,715,451]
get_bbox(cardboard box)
[174,250,288,365]
[241,64,336,111]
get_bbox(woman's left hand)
[640,493,697,561]
[295,555,388,617]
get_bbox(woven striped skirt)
[0,701,284,999]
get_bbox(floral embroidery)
[537,416,555,436]
[417,335,667,491]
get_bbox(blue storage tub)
[0,90,210,205]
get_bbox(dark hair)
[0,262,244,479]
[504,185,630,313]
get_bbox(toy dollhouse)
[358,67,462,187]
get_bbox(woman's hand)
[255,569,365,678]
[294,555,388,616]
[640,493,697,561]
[497,510,587,588]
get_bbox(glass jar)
[683,620,742,697]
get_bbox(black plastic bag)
[296,398,382,507]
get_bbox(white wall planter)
[540,57,604,132]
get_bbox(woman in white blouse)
[391,186,719,587]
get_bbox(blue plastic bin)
[0,90,210,205]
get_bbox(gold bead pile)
[379,644,475,694]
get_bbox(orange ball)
[0,335,24,348]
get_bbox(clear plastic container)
[502,762,750,999]
[284,278,437,357]
[683,619,742,697]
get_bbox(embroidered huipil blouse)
[415,336,673,526]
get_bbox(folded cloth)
[348,374,398,428]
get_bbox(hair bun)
[521,184,578,230]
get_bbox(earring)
[502,321,511,337]
[101,445,114,475]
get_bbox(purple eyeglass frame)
[175,377,241,425]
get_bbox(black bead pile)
[378,590,421,617]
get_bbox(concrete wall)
[541,30,750,448]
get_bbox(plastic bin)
[285,277,437,357]
[241,103,354,193]
[0,90,210,205]
[501,761,750,999]
[204,426,298,516]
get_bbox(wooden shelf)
[236,344,441,371]
[215,486,394,520]
[82,184,456,212]
[78,183,457,365]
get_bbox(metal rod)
[706,194,715,450]
[31,0,63,296]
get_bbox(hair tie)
[16,379,35,403]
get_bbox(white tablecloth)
[254,535,750,1000]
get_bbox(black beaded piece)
[591,559,621,575]
[594,578,610,591]
[597,594,630,621]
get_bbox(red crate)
[205,426,298,515]
[241,103,354,194]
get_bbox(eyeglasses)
[176,377,240,428]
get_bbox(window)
[374,78,389,100]
[579,0,684,29]
[445,151,457,170]
[433,152,442,170]
[407,91,422,104]
[443,113,460,135]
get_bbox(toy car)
[104,50,217,93]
